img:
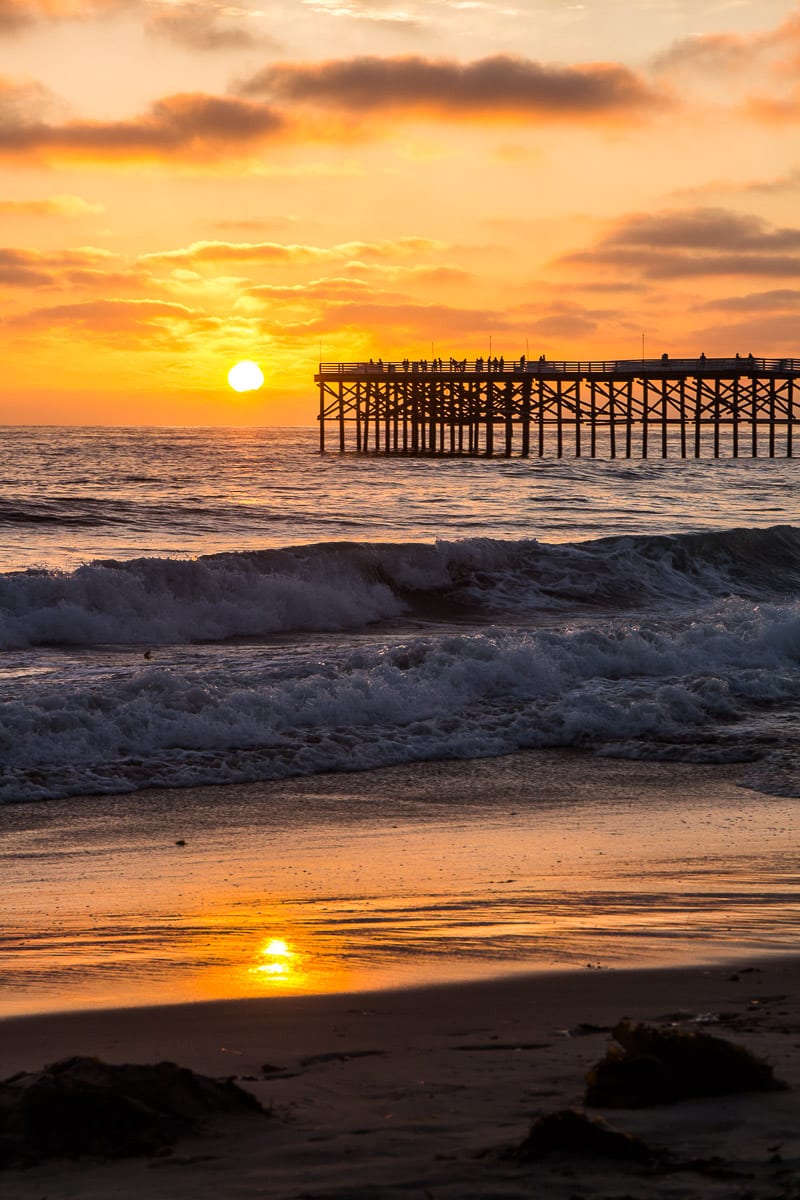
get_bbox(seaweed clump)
[0,1055,264,1166]
[586,1020,787,1108]
[515,1108,658,1163]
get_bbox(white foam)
[2,525,799,650]
[3,597,800,803]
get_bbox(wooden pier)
[316,356,800,458]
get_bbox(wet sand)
[3,750,800,1016]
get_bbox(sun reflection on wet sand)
[250,937,304,987]
[4,753,800,1016]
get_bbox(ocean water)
[2,423,800,806]
[3,423,800,1013]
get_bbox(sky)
[1,0,800,426]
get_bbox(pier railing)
[318,356,800,378]
[315,355,800,459]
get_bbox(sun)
[228,360,264,392]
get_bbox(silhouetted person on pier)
[499,356,504,372]
[699,352,706,362]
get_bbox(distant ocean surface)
[3,424,800,805]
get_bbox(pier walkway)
[315,355,800,458]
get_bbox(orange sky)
[1,0,799,425]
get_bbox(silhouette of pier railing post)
[315,356,799,459]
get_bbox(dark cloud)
[558,207,800,280]
[0,0,35,31]
[0,88,284,161]
[697,289,800,313]
[238,54,663,121]
[605,208,800,253]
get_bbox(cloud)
[6,297,220,348]
[141,239,337,266]
[340,260,471,283]
[335,236,447,258]
[558,206,800,280]
[0,193,104,216]
[301,0,422,28]
[285,297,519,338]
[652,30,754,77]
[693,312,800,351]
[140,235,448,266]
[0,244,115,286]
[0,85,285,162]
[653,13,800,125]
[0,0,131,33]
[144,2,273,51]
[0,75,61,122]
[653,13,800,78]
[212,216,305,233]
[605,208,800,253]
[244,276,378,302]
[697,288,800,313]
[237,53,664,122]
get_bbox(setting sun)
[228,361,265,393]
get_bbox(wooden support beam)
[319,382,326,452]
[788,377,794,459]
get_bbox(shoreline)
[4,749,800,1019]
[4,956,800,1198]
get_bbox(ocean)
[3,424,800,1013]
[2,424,800,804]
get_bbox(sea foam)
[1,525,799,650]
[2,593,800,803]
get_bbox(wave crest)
[0,524,798,649]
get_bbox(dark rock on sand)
[514,1109,657,1163]
[0,1055,263,1166]
[585,1019,787,1108]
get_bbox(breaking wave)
[1,524,799,649]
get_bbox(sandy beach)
[4,752,800,1196]
[3,957,800,1198]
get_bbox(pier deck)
[315,356,800,458]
